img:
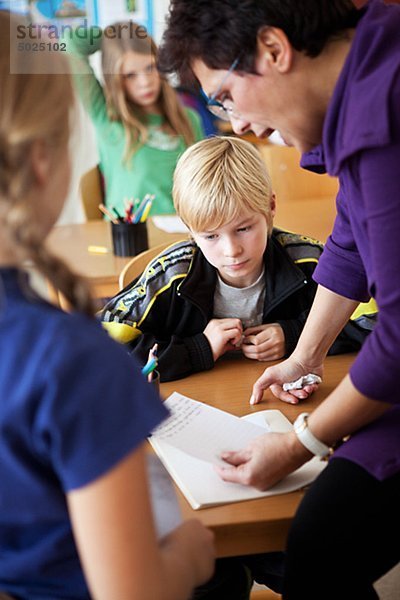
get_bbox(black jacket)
[101,229,376,381]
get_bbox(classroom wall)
[57,102,99,226]
[152,0,169,44]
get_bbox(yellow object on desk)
[88,245,109,254]
[47,219,189,300]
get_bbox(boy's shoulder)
[102,239,197,321]
[139,239,197,281]
[273,228,324,263]
[118,239,197,299]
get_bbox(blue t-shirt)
[0,269,168,599]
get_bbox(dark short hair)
[158,0,362,81]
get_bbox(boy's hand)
[241,323,285,361]
[203,318,243,361]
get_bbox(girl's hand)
[215,431,311,491]
[241,323,285,361]
[203,318,243,361]
[250,356,323,405]
[162,519,215,587]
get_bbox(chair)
[79,165,104,220]
[118,241,181,290]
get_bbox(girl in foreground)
[0,11,213,600]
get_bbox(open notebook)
[149,392,326,510]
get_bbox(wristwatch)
[293,412,331,459]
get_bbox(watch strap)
[293,412,331,459]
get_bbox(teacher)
[159,1,400,598]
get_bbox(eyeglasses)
[202,56,240,122]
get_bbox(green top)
[65,27,204,216]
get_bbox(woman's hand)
[215,431,312,491]
[203,318,243,361]
[250,355,323,405]
[241,323,285,361]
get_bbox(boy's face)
[191,209,269,288]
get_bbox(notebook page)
[151,392,268,466]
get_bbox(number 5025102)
[17,42,67,52]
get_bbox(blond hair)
[101,22,195,162]
[173,136,274,233]
[0,11,94,315]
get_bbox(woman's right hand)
[250,355,324,405]
[162,519,215,588]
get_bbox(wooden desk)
[160,353,355,557]
[47,219,187,298]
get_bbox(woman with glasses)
[65,21,203,217]
[159,1,400,598]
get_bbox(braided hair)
[0,11,95,315]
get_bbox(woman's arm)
[67,444,214,600]
[251,285,359,404]
[349,128,400,403]
[307,374,390,446]
[217,375,390,491]
[292,285,360,364]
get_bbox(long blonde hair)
[101,22,195,162]
[0,11,94,315]
[173,136,274,234]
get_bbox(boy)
[101,136,375,381]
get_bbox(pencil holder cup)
[148,370,160,395]
[111,221,149,257]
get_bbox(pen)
[139,195,154,223]
[111,206,123,221]
[133,194,151,224]
[142,343,158,382]
[98,203,119,224]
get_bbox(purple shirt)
[305,0,400,480]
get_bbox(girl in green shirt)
[66,22,204,216]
